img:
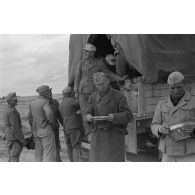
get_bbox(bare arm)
[74,62,82,93]
[101,60,126,82]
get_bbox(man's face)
[169,82,185,99]
[41,90,52,100]
[8,99,17,106]
[84,50,95,59]
[95,79,110,95]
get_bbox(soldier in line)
[49,96,63,162]
[151,71,195,162]
[84,72,133,162]
[28,85,56,162]
[59,86,83,162]
[3,92,26,162]
[74,44,127,134]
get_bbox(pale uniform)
[28,96,56,162]
[151,91,195,161]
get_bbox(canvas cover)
[68,34,195,84]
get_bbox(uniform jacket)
[151,91,195,156]
[49,99,63,129]
[74,58,121,94]
[3,105,25,144]
[84,87,133,134]
[28,96,54,137]
[59,97,82,131]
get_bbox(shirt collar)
[96,87,113,103]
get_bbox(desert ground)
[0,95,69,162]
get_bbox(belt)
[97,127,110,131]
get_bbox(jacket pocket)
[180,106,190,121]
[162,108,169,123]
[36,125,51,138]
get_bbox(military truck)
[68,34,195,161]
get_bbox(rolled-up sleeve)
[100,61,123,82]
[74,62,82,92]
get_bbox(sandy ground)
[0,130,69,162]
[0,102,69,162]
[0,100,159,162]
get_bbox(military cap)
[6,92,17,101]
[93,72,108,83]
[167,71,184,86]
[36,85,52,94]
[83,44,96,52]
[105,54,116,66]
[62,86,72,94]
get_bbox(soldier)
[3,92,26,162]
[84,72,133,162]
[59,86,83,162]
[151,71,195,162]
[49,97,63,162]
[28,85,56,162]
[74,43,127,134]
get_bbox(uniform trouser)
[7,140,23,162]
[64,128,81,162]
[53,128,62,162]
[34,126,56,162]
[162,153,195,162]
[79,93,90,135]
[90,129,125,162]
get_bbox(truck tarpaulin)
[68,34,195,85]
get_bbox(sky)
[0,34,70,97]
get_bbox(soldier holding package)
[3,92,26,162]
[84,72,133,162]
[151,71,195,162]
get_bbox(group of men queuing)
[2,85,83,162]
[1,43,133,162]
[2,73,132,162]
[2,42,195,162]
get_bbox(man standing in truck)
[74,44,127,135]
[151,71,195,162]
[84,72,133,162]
